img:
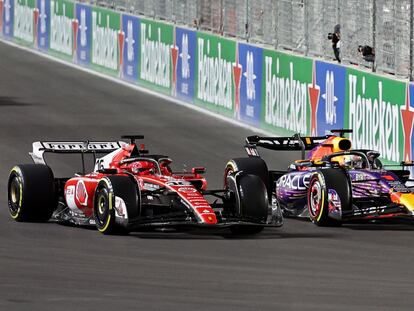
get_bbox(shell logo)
[76,180,88,206]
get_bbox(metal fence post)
[245,0,249,41]
[304,0,309,56]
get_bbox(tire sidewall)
[307,173,328,225]
[94,179,115,234]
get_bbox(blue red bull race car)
[225,129,414,226]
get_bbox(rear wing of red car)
[245,134,328,159]
[29,141,124,172]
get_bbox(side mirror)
[192,167,206,175]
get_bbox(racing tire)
[7,164,57,222]
[94,176,139,235]
[224,157,270,198]
[229,174,267,235]
[307,169,350,226]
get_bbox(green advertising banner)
[195,32,236,117]
[345,68,406,164]
[139,18,173,94]
[260,49,313,136]
[49,0,74,60]
[13,0,36,45]
[91,7,120,75]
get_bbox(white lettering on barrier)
[92,12,118,70]
[348,74,399,162]
[197,38,232,109]
[79,8,87,48]
[244,51,256,101]
[322,70,337,125]
[14,0,34,43]
[140,23,170,87]
[180,33,190,79]
[126,19,134,62]
[5,0,11,23]
[39,0,47,35]
[50,1,72,55]
[264,57,307,134]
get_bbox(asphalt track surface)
[1,41,414,311]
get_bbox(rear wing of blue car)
[245,134,328,159]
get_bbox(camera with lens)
[327,33,333,40]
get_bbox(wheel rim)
[8,176,21,216]
[96,190,109,227]
[309,179,322,218]
[224,166,234,189]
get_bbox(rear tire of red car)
[7,164,57,222]
[229,174,267,235]
[94,176,139,235]
[224,157,270,198]
[308,169,350,226]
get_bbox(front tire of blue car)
[308,169,349,226]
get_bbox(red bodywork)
[62,142,216,224]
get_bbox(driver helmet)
[130,161,155,174]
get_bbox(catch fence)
[90,0,414,80]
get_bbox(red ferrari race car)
[7,135,282,234]
[225,129,414,226]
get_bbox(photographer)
[328,24,341,63]
[358,45,375,62]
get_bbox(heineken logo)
[14,0,34,42]
[140,23,171,87]
[348,74,399,161]
[264,57,307,134]
[197,38,232,109]
[92,11,118,70]
[50,1,72,55]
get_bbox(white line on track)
[0,38,276,136]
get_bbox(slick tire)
[94,176,139,235]
[229,174,267,235]
[8,164,57,222]
[307,169,350,226]
[224,157,270,198]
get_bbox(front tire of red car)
[94,181,117,234]
[94,176,139,235]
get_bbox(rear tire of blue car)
[7,164,57,222]
[94,176,139,235]
[308,169,350,226]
